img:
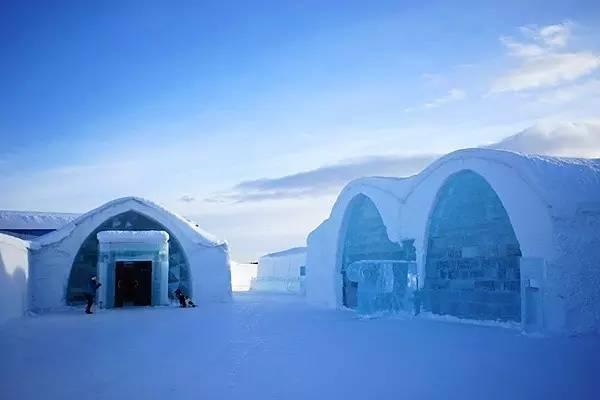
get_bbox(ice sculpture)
[424,170,521,321]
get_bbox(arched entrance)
[424,170,521,322]
[66,210,191,304]
[339,195,410,310]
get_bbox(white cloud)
[207,154,436,203]
[521,22,572,48]
[424,88,466,108]
[500,37,546,58]
[487,121,600,157]
[404,88,466,112]
[534,79,600,105]
[179,195,196,203]
[493,52,600,92]
[492,22,600,93]
[219,121,600,205]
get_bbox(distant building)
[0,197,231,323]
[251,247,307,294]
[0,210,79,239]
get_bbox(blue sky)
[1,1,600,260]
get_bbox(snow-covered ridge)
[410,148,600,218]
[0,210,79,230]
[333,148,600,220]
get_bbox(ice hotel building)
[305,149,600,335]
[0,197,231,323]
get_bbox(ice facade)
[67,210,191,303]
[424,170,521,321]
[306,149,600,334]
[341,195,416,313]
[97,231,170,308]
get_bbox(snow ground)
[0,292,598,400]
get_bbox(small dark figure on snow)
[413,288,422,316]
[174,288,196,308]
[85,276,102,314]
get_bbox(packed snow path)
[1,293,598,400]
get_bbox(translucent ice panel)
[340,195,414,311]
[424,170,521,322]
[346,261,410,315]
[67,211,191,304]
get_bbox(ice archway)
[423,170,521,322]
[66,210,191,304]
[338,194,404,308]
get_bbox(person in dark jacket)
[85,276,102,314]
[174,288,187,307]
[413,288,422,316]
[174,288,196,308]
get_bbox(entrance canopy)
[97,230,170,308]
[97,230,170,244]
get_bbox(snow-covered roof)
[0,210,79,230]
[34,197,225,248]
[336,148,600,219]
[409,148,600,217]
[97,230,170,244]
[263,247,307,258]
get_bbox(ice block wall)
[424,170,521,322]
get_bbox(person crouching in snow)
[174,288,196,308]
[85,276,102,314]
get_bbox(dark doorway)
[115,261,152,307]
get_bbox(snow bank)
[0,233,29,324]
[306,148,600,335]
